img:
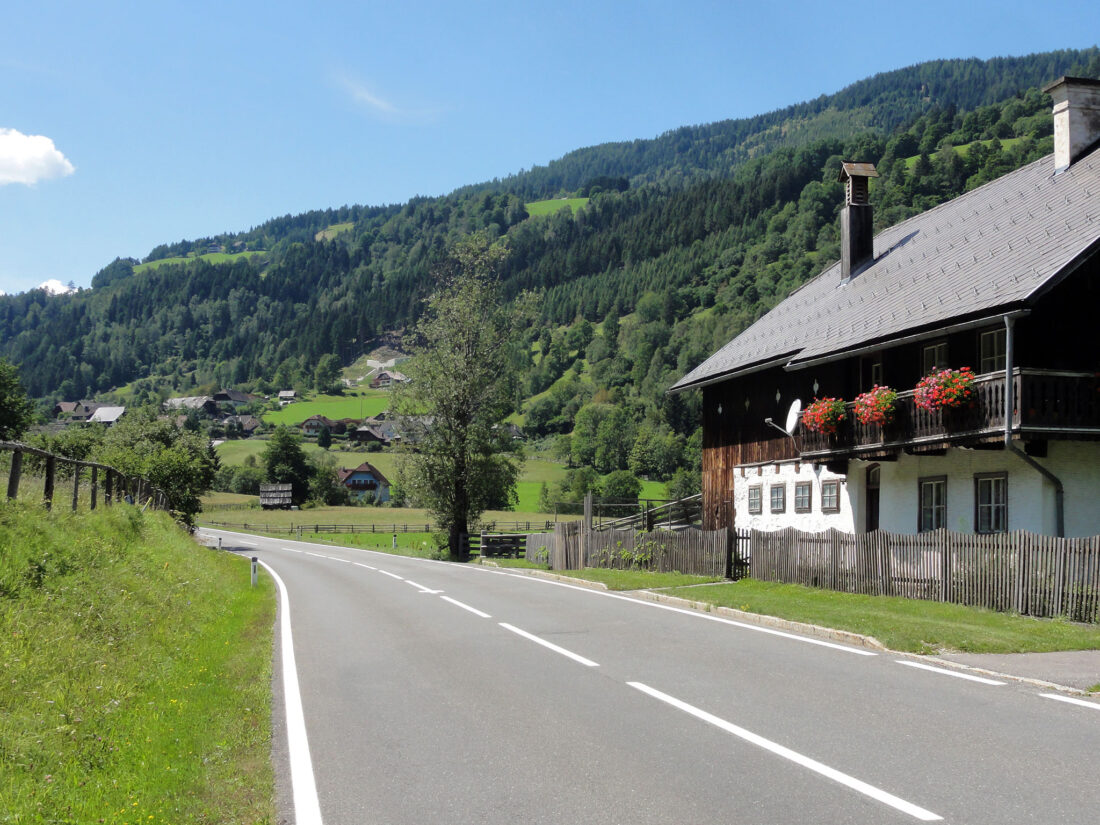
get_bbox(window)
[821,480,840,513]
[747,485,762,515]
[975,473,1008,533]
[922,341,948,375]
[979,329,1007,373]
[794,481,812,513]
[918,476,947,532]
[770,484,786,513]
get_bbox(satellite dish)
[784,399,802,435]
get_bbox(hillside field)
[262,389,390,426]
[133,250,267,273]
[524,197,589,216]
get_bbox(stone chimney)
[838,161,878,280]
[1043,76,1100,174]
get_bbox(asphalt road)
[199,529,1100,825]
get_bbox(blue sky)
[1,0,1097,295]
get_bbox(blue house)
[337,461,391,503]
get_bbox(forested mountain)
[2,47,1098,448]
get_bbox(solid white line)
[1040,693,1100,710]
[378,570,404,580]
[440,596,491,618]
[256,560,324,825]
[499,622,599,667]
[896,661,1006,685]
[628,682,942,821]
[497,574,876,656]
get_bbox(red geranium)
[801,397,847,435]
[854,385,898,426]
[914,367,975,411]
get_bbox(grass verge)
[0,501,275,823]
[660,579,1100,654]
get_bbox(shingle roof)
[672,146,1100,392]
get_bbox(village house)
[337,461,391,502]
[672,76,1100,539]
[213,388,258,409]
[162,395,219,418]
[369,370,407,389]
[277,390,297,405]
[301,415,347,436]
[89,406,126,426]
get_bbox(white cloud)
[336,74,443,124]
[0,128,75,186]
[36,279,75,295]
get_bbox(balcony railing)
[800,369,1100,459]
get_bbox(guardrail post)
[71,465,81,512]
[251,557,258,587]
[43,455,56,510]
[90,466,98,510]
[6,449,22,500]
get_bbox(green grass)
[0,501,274,823]
[214,437,390,473]
[525,197,589,217]
[902,137,1024,170]
[262,390,390,426]
[660,579,1100,654]
[554,568,723,590]
[314,222,353,241]
[133,250,266,273]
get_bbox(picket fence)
[750,527,1100,622]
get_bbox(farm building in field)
[672,76,1100,538]
[337,462,390,503]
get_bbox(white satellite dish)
[784,399,802,435]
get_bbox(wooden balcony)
[800,370,1100,460]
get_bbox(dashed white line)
[238,540,259,546]
[282,548,302,553]
[306,552,326,558]
[404,579,442,594]
[440,596,491,618]
[378,570,404,580]
[1040,693,1100,710]
[255,560,324,825]
[628,682,942,822]
[499,622,599,667]
[353,562,377,571]
[896,661,1006,685]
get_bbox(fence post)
[90,466,98,510]
[43,455,56,510]
[71,465,81,512]
[104,470,113,505]
[6,449,22,500]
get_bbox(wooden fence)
[750,527,1100,622]
[532,521,740,577]
[1,439,168,513]
[198,519,558,537]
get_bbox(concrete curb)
[493,564,1094,695]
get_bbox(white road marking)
[628,682,942,822]
[499,622,599,667]
[282,548,302,553]
[896,661,1006,685]
[1040,693,1100,711]
[379,570,404,580]
[306,552,326,558]
[440,596,491,618]
[404,579,442,594]
[497,574,876,656]
[256,560,324,825]
[238,540,259,546]
[329,557,352,564]
[353,562,377,571]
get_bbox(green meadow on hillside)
[262,389,390,426]
[525,197,589,216]
[133,250,267,273]
[314,221,354,241]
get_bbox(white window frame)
[975,473,1008,534]
[918,476,947,532]
[769,483,786,514]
